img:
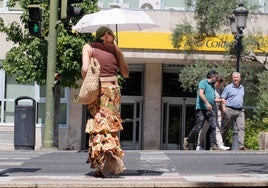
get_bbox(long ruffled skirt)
[85,81,125,173]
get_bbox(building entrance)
[161,97,195,150]
[120,96,143,150]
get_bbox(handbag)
[78,58,100,104]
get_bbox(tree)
[172,0,268,67]
[179,61,233,93]
[172,0,267,101]
[0,0,98,88]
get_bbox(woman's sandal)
[93,170,105,178]
[101,150,126,176]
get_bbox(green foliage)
[117,75,126,89]
[172,0,237,52]
[0,0,98,88]
[174,0,262,54]
[244,118,268,150]
[171,21,194,50]
[184,0,246,36]
[179,61,233,93]
[252,71,268,121]
[3,38,48,85]
[194,0,236,36]
[244,70,268,149]
[56,22,94,87]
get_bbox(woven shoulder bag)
[78,58,100,104]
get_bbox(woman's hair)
[95,26,114,40]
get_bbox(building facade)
[0,0,268,150]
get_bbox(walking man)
[221,72,247,150]
[196,76,230,151]
[183,70,219,150]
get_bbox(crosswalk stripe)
[0,162,23,166]
[0,152,42,168]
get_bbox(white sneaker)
[196,146,204,151]
[219,145,230,151]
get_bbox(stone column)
[143,63,162,149]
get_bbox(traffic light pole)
[43,0,58,148]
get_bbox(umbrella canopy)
[72,8,158,34]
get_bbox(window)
[3,76,35,123]
[38,85,69,126]
[162,65,196,97]
[121,64,144,96]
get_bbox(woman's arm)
[81,44,93,79]
[115,45,129,78]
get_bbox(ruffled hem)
[87,132,124,169]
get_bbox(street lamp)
[229,3,248,150]
[229,3,249,72]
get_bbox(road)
[0,150,268,187]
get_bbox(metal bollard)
[231,122,239,150]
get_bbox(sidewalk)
[0,150,267,188]
[1,174,268,188]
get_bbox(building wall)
[0,13,22,59]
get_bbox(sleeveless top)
[92,48,118,77]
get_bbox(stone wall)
[258,132,268,150]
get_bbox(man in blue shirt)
[221,72,247,150]
[183,70,219,150]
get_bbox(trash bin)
[14,96,36,150]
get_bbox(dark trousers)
[187,109,217,147]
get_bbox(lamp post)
[230,3,249,72]
[229,3,248,150]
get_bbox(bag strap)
[90,46,95,59]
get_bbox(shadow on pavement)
[85,169,163,178]
[225,162,268,174]
[0,168,41,177]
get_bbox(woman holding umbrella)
[81,26,129,177]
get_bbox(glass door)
[161,97,195,150]
[119,96,143,150]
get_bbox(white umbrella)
[72,8,158,42]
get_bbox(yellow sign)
[117,32,235,52]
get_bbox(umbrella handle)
[116,24,118,45]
